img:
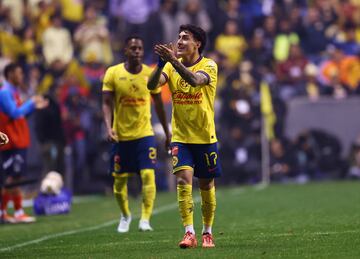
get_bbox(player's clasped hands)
[154,43,177,63]
[31,95,49,109]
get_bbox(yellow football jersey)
[162,57,218,144]
[102,63,161,141]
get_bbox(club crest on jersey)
[172,146,179,156]
[179,78,190,91]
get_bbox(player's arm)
[102,91,118,141]
[0,91,48,119]
[154,44,209,87]
[147,61,168,90]
[151,93,171,151]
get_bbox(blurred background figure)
[0,63,48,223]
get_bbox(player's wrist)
[157,57,166,68]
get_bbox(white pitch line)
[268,229,360,238]
[0,196,201,252]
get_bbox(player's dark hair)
[124,35,144,46]
[179,24,206,54]
[4,63,21,80]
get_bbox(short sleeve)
[150,87,162,94]
[161,62,171,83]
[196,59,218,85]
[102,67,114,92]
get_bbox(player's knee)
[113,177,127,194]
[199,179,215,190]
[140,169,155,186]
[177,177,191,186]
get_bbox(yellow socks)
[113,175,131,217]
[177,184,194,227]
[140,169,156,221]
[200,187,216,234]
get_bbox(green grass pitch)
[1,181,360,258]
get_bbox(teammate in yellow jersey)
[102,36,170,233]
[148,24,222,248]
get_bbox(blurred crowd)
[1,0,360,192]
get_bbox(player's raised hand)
[154,44,176,63]
[0,131,9,146]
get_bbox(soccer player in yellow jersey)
[148,24,222,248]
[102,36,170,233]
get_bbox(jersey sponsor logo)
[173,91,202,105]
[119,97,146,106]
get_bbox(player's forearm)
[169,58,199,87]
[102,104,113,131]
[1,95,35,119]
[148,67,163,90]
[102,94,114,131]
[153,95,170,137]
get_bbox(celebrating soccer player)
[148,24,221,248]
[102,36,171,233]
[0,63,48,223]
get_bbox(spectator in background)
[276,44,308,100]
[220,126,261,184]
[42,14,73,67]
[158,0,179,44]
[31,0,56,44]
[215,19,247,68]
[58,0,84,35]
[319,46,360,95]
[243,29,273,79]
[177,0,212,35]
[35,95,65,178]
[304,63,321,100]
[273,18,299,62]
[1,0,26,30]
[0,63,48,223]
[74,5,113,65]
[21,26,38,67]
[262,15,277,54]
[335,22,360,56]
[37,58,89,97]
[301,7,328,59]
[120,0,157,39]
[269,138,298,182]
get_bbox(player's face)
[125,39,144,63]
[177,30,200,58]
[11,67,24,86]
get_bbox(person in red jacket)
[0,63,48,223]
